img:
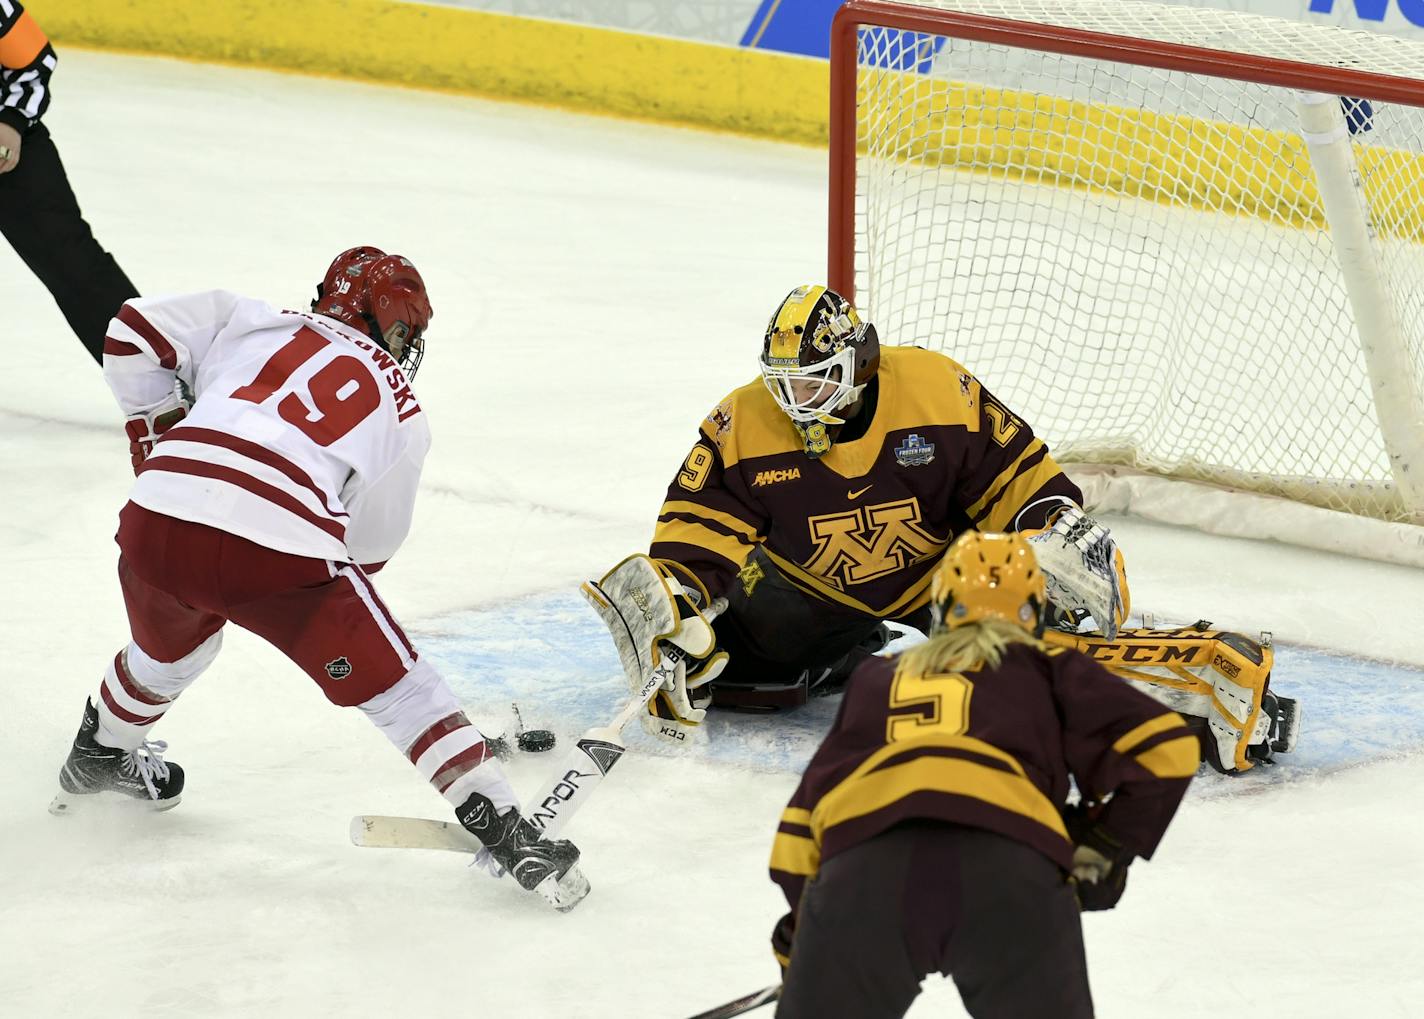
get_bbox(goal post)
[828,0,1424,567]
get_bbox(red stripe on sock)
[406,712,470,764]
[432,741,493,794]
[113,652,169,707]
[99,683,166,726]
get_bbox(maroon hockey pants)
[115,502,415,706]
[778,822,1094,1019]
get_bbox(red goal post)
[827,0,1424,566]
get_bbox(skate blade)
[535,864,591,913]
[49,791,182,816]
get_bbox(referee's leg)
[0,124,137,363]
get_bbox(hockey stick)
[350,814,482,853]
[685,984,781,1019]
[524,596,727,838]
[352,596,725,849]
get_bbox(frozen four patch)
[894,433,935,467]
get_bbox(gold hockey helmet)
[930,531,1046,635]
[759,285,880,430]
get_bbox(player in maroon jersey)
[586,284,1298,775]
[768,531,1199,1018]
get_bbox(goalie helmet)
[930,531,1046,635]
[312,246,433,381]
[759,285,880,454]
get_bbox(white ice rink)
[3,50,1424,1018]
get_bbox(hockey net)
[829,0,1424,566]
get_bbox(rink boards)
[416,588,1424,800]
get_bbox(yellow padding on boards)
[32,0,830,143]
[36,0,1424,238]
[860,73,1424,240]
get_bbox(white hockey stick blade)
[350,814,483,854]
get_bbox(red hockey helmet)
[312,247,432,380]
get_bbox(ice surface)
[2,50,1422,1018]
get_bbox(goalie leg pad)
[1045,624,1280,774]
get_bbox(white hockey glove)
[581,555,727,744]
[124,392,189,475]
[1018,498,1130,640]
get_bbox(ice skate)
[456,792,589,912]
[49,698,184,815]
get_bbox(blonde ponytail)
[896,618,1043,677]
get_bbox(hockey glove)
[125,394,189,474]
[1065,806,1133,911]
[1019,498,1130,639]
[643,562,729,743]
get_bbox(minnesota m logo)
[803,498,945,589]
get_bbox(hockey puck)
[517,729,557,753]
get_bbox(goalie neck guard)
[759,285,880,457]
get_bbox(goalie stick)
[353,597,724,849]
[684,984,781,1019]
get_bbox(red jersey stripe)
[159,426,349,520]
[104,337,142,357]
[99,683,166,727]
[432,741,493,794]
[407,712,471,764]
[116,305,178,370]
[137,454,347,542]
[113,652,169,707]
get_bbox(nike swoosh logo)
[847,485,873,500]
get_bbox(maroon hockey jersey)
[768,640,1198,963]
[650,347,1082,619]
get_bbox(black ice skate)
[457,792,589,912]
[49,698,185,815]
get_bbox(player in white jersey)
[51,246,588,910]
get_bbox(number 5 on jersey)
[886,668,972,742]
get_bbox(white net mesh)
[845,0,1424,527]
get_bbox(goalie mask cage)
[829,0,1424,567]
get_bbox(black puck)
[517,729,557,753]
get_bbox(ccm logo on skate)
[325,656,353,680]
[1212,654,1241,679]
[530,768,598,827]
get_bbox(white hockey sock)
[94,635,220,750]
[359,660,517,813]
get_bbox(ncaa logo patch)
[325,656,354,681]
[894,433,935,467]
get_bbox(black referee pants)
[778,822,1094,1019]
[0,123,137,363]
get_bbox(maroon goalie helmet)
[312,246,433,380]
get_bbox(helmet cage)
[760,337,866,425]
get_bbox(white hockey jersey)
[102,291,431,568]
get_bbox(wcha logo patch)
[325,656,354,681]
[894,434,935,467]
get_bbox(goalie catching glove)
[1018,497,1130,640]
[581,555,728,743]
